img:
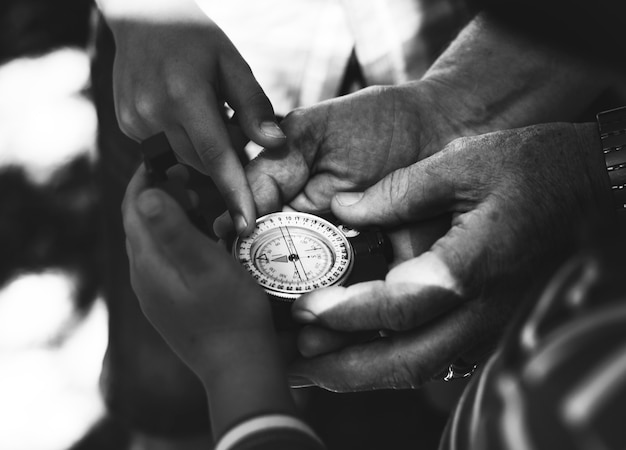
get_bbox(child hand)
[122,165,274,377]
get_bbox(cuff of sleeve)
[214,414,323,450]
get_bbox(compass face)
[233,212,354,300]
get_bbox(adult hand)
[287,122,614,392]
[105,0,285,235]
[212,11,611,238]
[214,81,469,236]
[122,165,274,377]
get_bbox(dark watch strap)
[345,228,393,285]
[596,107,626,225]
[311,213,393,287]
[270,220,393,330]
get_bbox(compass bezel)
[232,212,355,300]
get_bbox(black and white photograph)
[1,1,625,449]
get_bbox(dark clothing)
[440,234,626,450]
[480,0,626,71]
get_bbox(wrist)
[196,330,297,439]
[419,13,611,149]
[193,328,279,380]
[403,79,490,158]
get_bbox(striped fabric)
[440,243,626,450]
[215,415,325,450]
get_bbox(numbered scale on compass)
[232,212,355,300]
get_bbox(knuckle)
[196,142,224,168]
[378,291,413,331]
[133,91,161,119]
[281,107,319,153]
[360,84,387,98]
[163,68,194,102]
[155,218,179,246]
[382,353,424,389]
[385,168,412,220]
[431,239,470,297]
[444,133,476,154]
[240,89,270,111]
[281,107,307,133]
[116,105,141,137]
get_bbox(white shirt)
[197,0,468,115]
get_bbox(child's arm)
[122,166,324,449]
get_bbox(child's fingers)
[135,187,230,280]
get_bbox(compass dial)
[233,212,354,300]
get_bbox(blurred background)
[0,1,109,449]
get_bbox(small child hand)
[122,166,273,377]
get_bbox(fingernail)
[138,191,162,218]
[260,121,286,139]
[287,375,315,388]
[292,309,318,323]
[335,192,364,207]
[234,214,248,236]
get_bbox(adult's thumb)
[330,161,454,228]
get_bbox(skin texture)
[122,166,296,440]
[286,123,614,391]
[101,0,286,235]
[207,13,616,391]
[213,13,612,236]
[114,8,618,397]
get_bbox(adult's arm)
[418,11,616,144]
[479,0,626,72]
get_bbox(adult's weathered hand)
[287,122,614,391]
[213,80,467,236]
[211,11,610,238]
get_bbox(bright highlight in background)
[0,48,106,450]
[0,48,96,184]
[0,272,107,450]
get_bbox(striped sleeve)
[215,414,325,450]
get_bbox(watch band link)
[596,106,626,225]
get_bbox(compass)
[232,212,355,300]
